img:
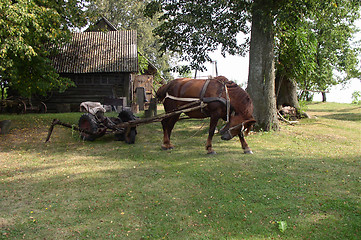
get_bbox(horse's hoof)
[207,151,217,155]
[161,145,174,150]
[244,150,253,154]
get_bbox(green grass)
[1,102,360,239]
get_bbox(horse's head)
[220,115,256,140]
[218,80,255,141]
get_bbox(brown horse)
[156,76,256,154]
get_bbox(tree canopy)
[147,0,360,83]
[87,0,173,81]
[145,0,251,73]
[146,0,360,130]
[275,1,361,102]
[0,0,88,97]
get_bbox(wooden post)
[135,87,145,111]
[150,98,157,116]
[0,120,11,135]
[145,98,157,118]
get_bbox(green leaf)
[277,220,287,233]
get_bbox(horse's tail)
[156,82,171,102]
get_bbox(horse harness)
[164,79,228,115]
[164,78,246,137]
[165,79,226,101]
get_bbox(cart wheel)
[38,102,47,113]
[18,100,26,114]
[78,114,99,141]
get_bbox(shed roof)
[85,17,118,32]
[52,30,138,74]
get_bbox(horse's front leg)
[206,117,219,154]
[238,133,253,154]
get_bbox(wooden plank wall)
[40,72,131,112]
[133,75,153,102]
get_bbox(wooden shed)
[46,27,138,112]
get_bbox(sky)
[193,18,361,104]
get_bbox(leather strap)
[199,79,211,100]
[164,79,228,111]
[202,97,227,105]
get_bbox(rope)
[190,119,207,137]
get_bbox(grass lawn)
[1,102,360,239]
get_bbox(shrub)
[351,91,361,104]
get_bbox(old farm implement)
[44,76,256,154]
[45,101,207,143]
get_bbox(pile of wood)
[278,106,309,125]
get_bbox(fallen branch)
[277,112,299,125]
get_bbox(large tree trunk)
[275,74,300,109]
[247,1,279,131]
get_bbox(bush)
[351,91,361,104]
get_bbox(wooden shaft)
[45,119,97,142]
[115,102,206,128]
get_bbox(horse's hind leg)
[161,114,180,150]
[239,133,253,154]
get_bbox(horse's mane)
[214,76,254,117]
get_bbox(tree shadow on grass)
[308,105,361,113]
[322,112,361,122]
[2,147,360,239]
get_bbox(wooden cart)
[45,101,206,144]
